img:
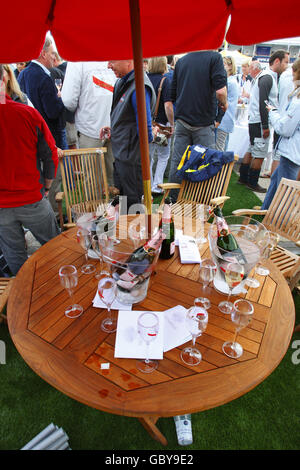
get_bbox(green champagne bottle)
[113,228,165,291]
[213,206,247,264]
[92,196,119,235]
[159,197,175,260]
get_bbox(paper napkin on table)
[178,235,201,264]
[114,306,191,359]
[114,310,164,359]
[163,305,191,352]
[93,291,132,311]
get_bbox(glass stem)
[145,343,150,364]
[232,328,239,345]
[226,290,231,305]
[68,289,75,308]
[107,305,112,323]
[192,335,196,348]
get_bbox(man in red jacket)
[0,64,60,275]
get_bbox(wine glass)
[77,228,96,274]
[199,258,217,293]
[222,299,254,358]
[98,276,117,333]
[59,265,83,319]
[255,231,280,276]
[218,262,244,315]
[240,225,261,289]
[91,234,110,279]
[194,297,211,311]
[195,204,213,245]
[137,312,159,373]
[55,78,62,91]
[128,220,146,249]
[180,306,208,366]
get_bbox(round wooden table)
[7,219,295,446]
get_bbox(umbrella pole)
[129,0,152,236]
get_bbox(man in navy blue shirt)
[168,51,228,199]
[18,37,66,215]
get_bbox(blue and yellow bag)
[176,145,234,182]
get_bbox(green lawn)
[1,172,299,451]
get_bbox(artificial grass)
[0,173,299,451]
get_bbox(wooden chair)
[232,177,300,291]
[158,154,239,216]
[0,277,14,324]
[55,148,109,230]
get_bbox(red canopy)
[2,0,300,63]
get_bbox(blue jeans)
[168,120,215,200]
[0,198,60,275]
[261,156,300,210]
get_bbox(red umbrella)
[1,0,300,214]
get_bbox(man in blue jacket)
[18,37,66,215]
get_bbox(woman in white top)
[262,58,300,210]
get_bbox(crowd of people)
[1,37,300,276]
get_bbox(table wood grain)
[7,218,295,445]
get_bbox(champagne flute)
[128,220,146,249]
[218,262,244,315]
[240,225,260,288]
[55,78,62,91]
[181,306,208,366]
[195,204,213,245]
[98,276,117,333]
[77,228,96,274]
[199,258,217,293]
[91,234,110,279]
[255,231,280,276]
[222,299,254,358]
[137,312,159,373]
[59,265,83,319]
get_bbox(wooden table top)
[7,217,295,445]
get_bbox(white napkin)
[93,291,132,311]
[114,310,164,359]
[178,235,201,264]
[163,305,191,352]
[114,306,191,359]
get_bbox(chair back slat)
[262,178,300,243]
[59,148,109,225]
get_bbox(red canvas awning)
[1,0,300,63]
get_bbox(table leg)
[138,416,168,446]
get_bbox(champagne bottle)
[92,196,119,235]
[213,206,247,264]
[113,229,165,291]
[159,197,175,260]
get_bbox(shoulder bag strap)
[153,76,167,122]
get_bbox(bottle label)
[215,215,229,237]
[175,420,193,445]
[144,229,165,252]
[162,204,172,224]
